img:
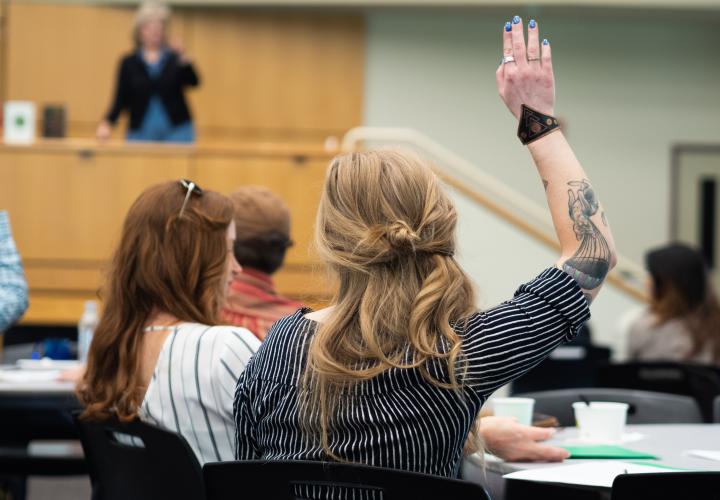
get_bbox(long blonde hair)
[302,150,478,457]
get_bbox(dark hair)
[77,181,234,421]
[233,231,291,275]
[646,243,720,362]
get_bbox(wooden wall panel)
[4,2,364,143]
[185,11,364,139]
[5,3,135,138]
[0,147,190,261]
[0,142,333,325]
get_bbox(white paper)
[0,369,60,383]
[3,101,36,144]
[685,450,720,462]
[16,359,82,371]
[504,461,679,488]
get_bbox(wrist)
[517,105,560,145]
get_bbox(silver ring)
[502,55,515,64]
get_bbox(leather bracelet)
[517,104,560,145]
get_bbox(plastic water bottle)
[78,301,99,363]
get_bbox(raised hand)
[496,16,555,120]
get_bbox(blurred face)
[140,18,165,49]
[224,222,242,296]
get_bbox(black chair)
[511,326,612,394]
[714,394,720,423]
[515,388,703,426]
[0,392,86,500]
[74,415,204,500]
[611,472,720,499]
[204,460,490,500]
[597,362,720,422]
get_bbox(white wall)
[364,8,720,264]
[363,7,720,355]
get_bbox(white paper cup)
[492,397,535,426]
[572,402,629,443]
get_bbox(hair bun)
[385,220,420,252]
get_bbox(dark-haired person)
[220,186,303,341]
[627,243,720,364]
[234,18,617,484]
[77,180,260,464]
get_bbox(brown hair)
[77,181,234,421]
[301,150,478,457]
[647,243,720,362]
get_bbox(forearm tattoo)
[562,180,611,293]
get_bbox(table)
[0,367,85,499]
[462,424,720,499]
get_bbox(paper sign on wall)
[4,101,36,145]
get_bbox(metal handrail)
[341,126,647,302]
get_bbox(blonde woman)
[96,1,199,142]
[234,17,617,479]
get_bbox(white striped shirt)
[140,323,260,464]
[234,268,590,478]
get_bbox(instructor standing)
[97,2,200,143]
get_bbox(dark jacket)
[105,51,200,130]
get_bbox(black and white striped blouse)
[233,267,590,478]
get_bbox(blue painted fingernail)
[513,15,521,24]
[529,19,536,29]
[504,22,512,32]
[543,38,549,45]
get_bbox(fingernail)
[512,15,521,24]
[529,19,536,29]
[504,22,512,32]
[543,38,549,45]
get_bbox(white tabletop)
[0,364,76,395]
[462,424,720,497]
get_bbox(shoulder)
[207,324,261,356]
[119,53,140,68]
[174,323,260,356]
[262,308,315,346]
[246,308,315,381]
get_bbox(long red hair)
[77,180,234,420]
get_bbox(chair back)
[611,472,720,499]
[515,388,703,426]
[597,362,720,422]
[714,394,720,423]
[511,332,611,394]
[204,460,489,500]
[74,414,204,500]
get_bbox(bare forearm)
[528,131,617,300]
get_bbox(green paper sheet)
[562,445,658,460]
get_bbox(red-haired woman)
[77,180,260,464]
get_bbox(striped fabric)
[0,211,28,332]
[234,268,590,480]
[140,322,260,464]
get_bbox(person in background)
[234,17,616,481]
[77,180,259,464]
[0,211,28,332]
[96,1,199,143]
[627,243,720,364]
[220,186,303,341]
